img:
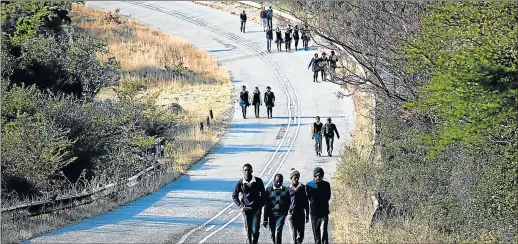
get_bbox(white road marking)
[205,225,216,232]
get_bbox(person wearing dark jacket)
[260,7,268,31]
[275,27,283,51]
[306,167,331,244]
[267,6,273,29]
[266,27,273,52]
[264,86,275,119]
[319,52,328,81]
[284,25,292,52]
[252,87,262,118]
[293,25,300,51]
[263,174,290,244]
[323,118,340,157]
[288,168,309,244]
[308,53,322,82]
[233,164,266,244]
[239,85,251,119]
[311,116,324,156]
[240,10,247,33]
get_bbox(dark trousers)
[268,18,273,29]
[276,40,282,51]
[294,38,299,50]
[268,214,286,244]
[267,39,272,51]
[266,106,273,118]
[310,214,329,244]
[242,209,262,244]
[325,136,334,154]
[241,104,247,118]
[288,212,306,244]
[285,40,291,51]
[320,68,325,81]
[241,21,246,32]
[254,104,260,118]
[303,39,309,50]
[313,70,319,82]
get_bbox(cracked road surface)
[30,1,355,243]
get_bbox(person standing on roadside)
[308,53,320,82]
[232,164,266,244]
[252,87,262,118]
[260,7,268,31]
[288,168,309,244]
[239,85,251,119]
[264,86,275,119]
[267,6,273,29]
[311,116,324,156]
[240,10,247,33]
[266,27,273,52]
[306,167,331,244]
[328,51,338,81]
[275,27,283,51]
[263,174,290,244]
[323,118,340,157]
[284,24,292,52]
[293,25,300,51]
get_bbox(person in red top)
[260,7,268,32]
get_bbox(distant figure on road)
[284,24,292,52]
[240,85,251,119]
[264,86,275,119]
[275,27,283,51]
[323,118,340,157]
[260,7,268,31]
[266,27,273,52]
[328,51,338,81]
[308,53,320,82]
[252,87,262,118]
[311,116,323,156]
[288,168,309,244]
[263,174,290,244]
[293,25,300,51]
[302,25,310,51]
[240,10,247,33]
[267,6,273,29]
[232,164,266,244]
[306,167,331,244]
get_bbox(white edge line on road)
[205,225,216,232]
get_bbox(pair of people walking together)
[312,116,340,157]
[240,86,275,119]
[232,164,331,244]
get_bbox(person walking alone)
[252,87,262,118]
[293,25,300,51]
[260,7,268,31]
[266,27,273,52]
[306,167,331,244]
[239,85,251,119]
[267,6,273,29]
[288,168,309,244]
[232,164,266,244]
[275,27,283,51]
[263,174,290,244]
[264,86,275,119]
[323,118,340,157]
[311,116,323,156]
[240,10,247,33]
[308,53,320,82]
[284,25,292,52]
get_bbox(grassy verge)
[1,4,232,243]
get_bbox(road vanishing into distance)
[30,1,355,243]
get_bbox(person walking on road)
[323,118,340,157]
[267,6,273,29]
[263,174,290,244]
[288,168,309,244]
[260,7,268,31]
[252,87,262,118]
[319,52,328,81]
[293,25,300,51]
[264,86,275,119]
[266,27,273,52]
[311,116,324,156]
[284,25,292,52]
[308,53,320,82]
[328,51,338,81]
[306,167,331,244]
[302,25,310,51]
[240,85,251,119]
[232,164,266,244]
[275,27,283,51]
[240,10,247,33]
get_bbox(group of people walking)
[240,85,276,119]
[233,164,331,244]
[311,116,340,157]
[308,51,339,82]
[265,24,311,53]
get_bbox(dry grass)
[72,3,233,167]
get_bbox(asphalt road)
[29,1,355,243]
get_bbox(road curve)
[29,2,355,243]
